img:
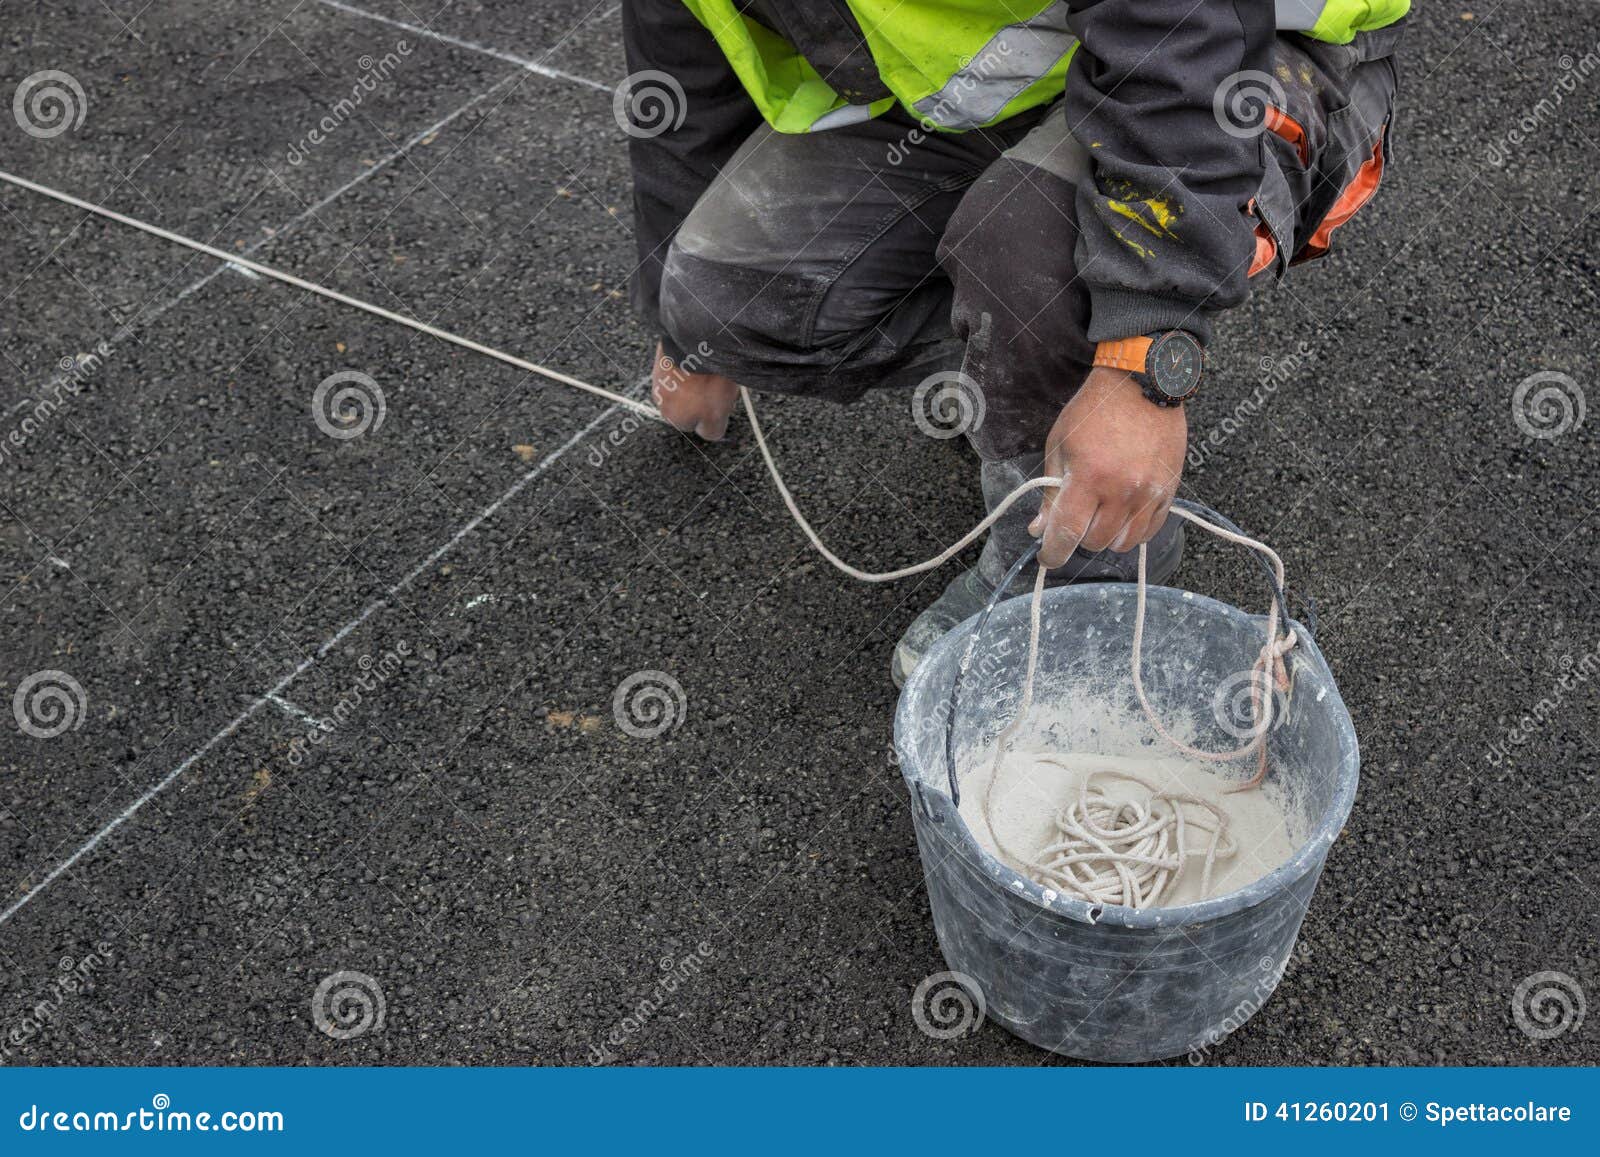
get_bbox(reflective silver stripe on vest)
[810,103,878,132]
[905,0,1328,131]
[911,0,1076,130]
[1275,0,1328,30]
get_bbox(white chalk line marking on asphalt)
[134,72,521,335]
[0,168,658,420]
[0,15,623,926]
[2,69,523,400]
[0,401,625,928]
[265,693,325,727]
[316,0,613,92]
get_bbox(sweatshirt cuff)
[1086,288,1217,347]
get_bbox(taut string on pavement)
[0,168,1296,801]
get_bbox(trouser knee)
[941,155,1094,461]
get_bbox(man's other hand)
[652,342,741,441]
[1029,367,1186,569]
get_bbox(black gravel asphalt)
[0,1,1595,1066]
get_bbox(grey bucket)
[894,582,1358,1063]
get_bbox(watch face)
[1148,332,1203,401]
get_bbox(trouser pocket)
[1248,142,1300,282]
[1293,56,1397,265]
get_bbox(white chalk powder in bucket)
[958,749,1297,909]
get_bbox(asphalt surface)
[0,1,1595,1066]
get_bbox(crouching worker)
[622,0,1407,684]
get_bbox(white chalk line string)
[752,382,1295,768]
[4,168,1294,754]
[0,172,1294,923]
[0,169,658,421]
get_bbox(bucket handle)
[942,499,1307,808]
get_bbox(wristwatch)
[1093,331,1205,407]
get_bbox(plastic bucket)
[894,582,1358,1063]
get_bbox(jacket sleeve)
[1064,0,1276,346]
[623,0,762,357]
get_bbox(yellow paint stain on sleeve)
[1106,197,1181,241]
[1110,227,1155,260]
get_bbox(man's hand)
[1029,367,1187,569]
[652,342,741,441]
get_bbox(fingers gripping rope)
[750,383,1298,792]
[959,508,1292,910]
[0,171,1297,815]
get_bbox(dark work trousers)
[656,39,1398,585]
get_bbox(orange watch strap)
[1093,336,1153,375]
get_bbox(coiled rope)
[1027,767,1236,908]
[949,499,1294,909]
[0,171,1299,904]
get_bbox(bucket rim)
[894,582,1360,930]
